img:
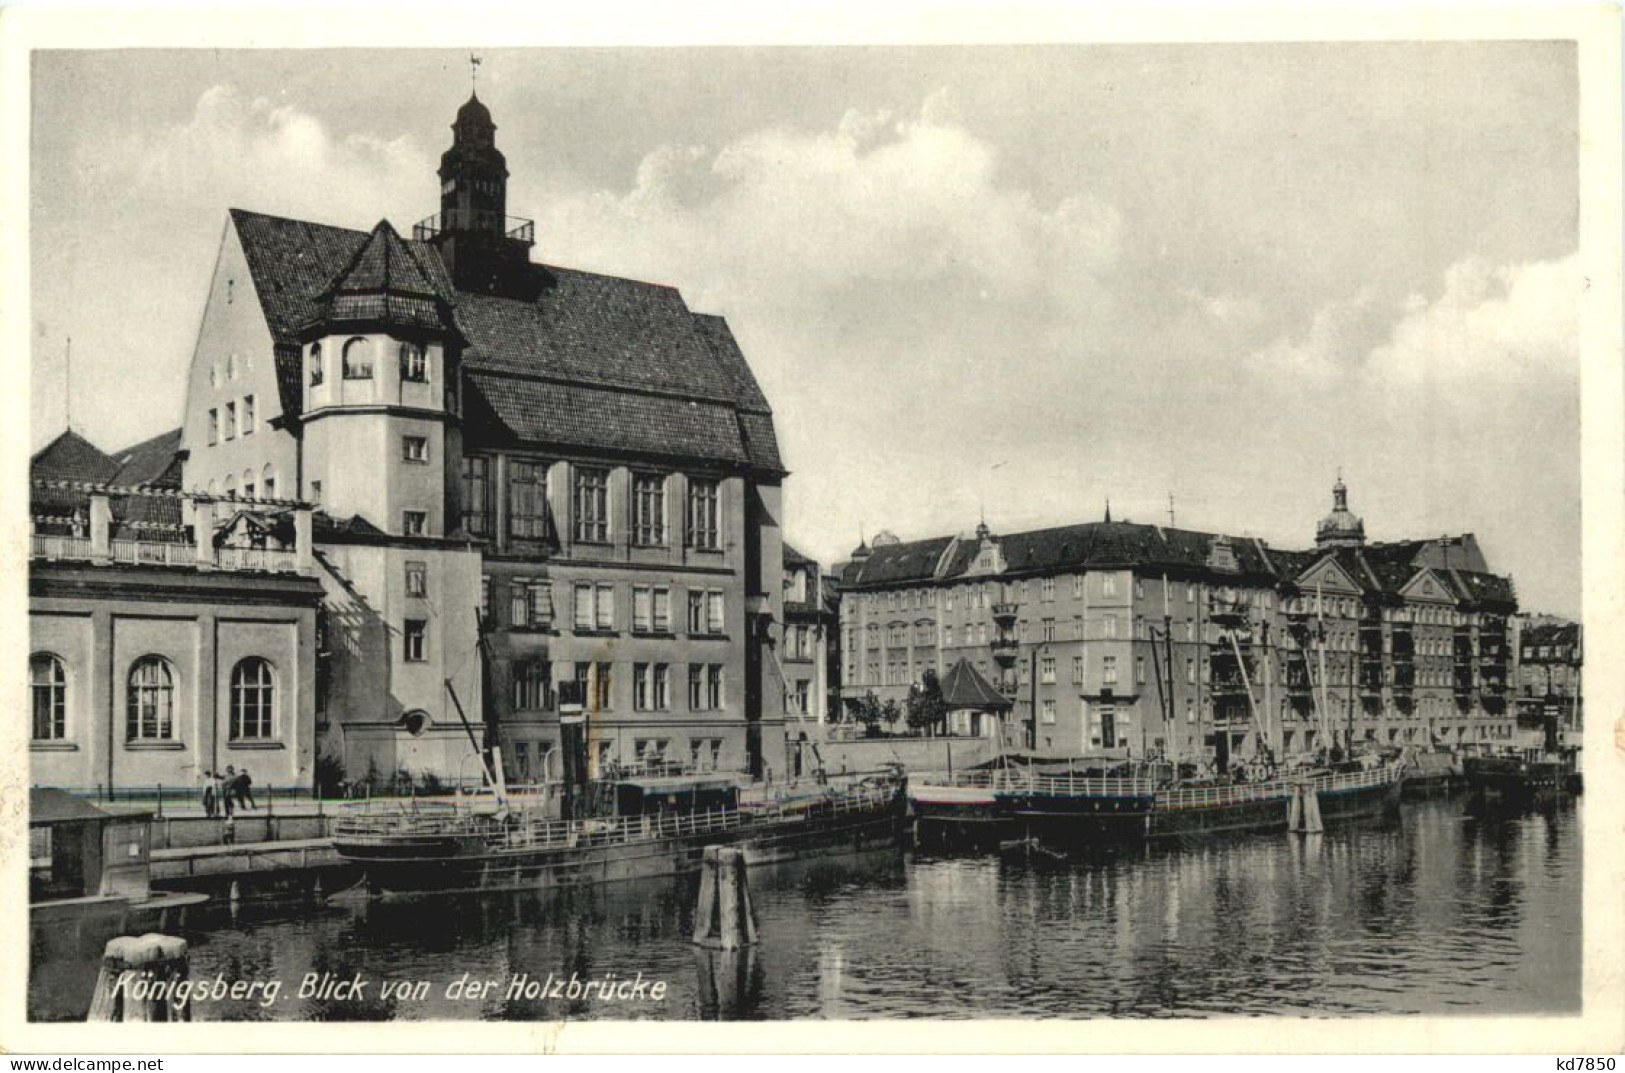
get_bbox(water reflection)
[31,797,1580,1021]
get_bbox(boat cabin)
[29,788,152,905]
[613,774,740,817]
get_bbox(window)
[687,478,720,550]
[402,510,427,537]
[30,654,66,741]
[461,457,491,537]
[943,625,955,646]
[400,342,427,382]
[1041,699,1056,725]
[915,622,932,645]
[632,474,667,545]
[654,664,671,710]
[573,467,609,542]
[706,591,724,633]
[1072,576,1084,598]
[1187,583,1197,603]
[1040,657,1056,684]
[309,343,324,386]
[343,337,373,379]
[309,480,321,503]
[224,401,236,440]
[573,584,591,630]
[242,395,256,435]
[1103,656,1118,685]
[1103,574,1118,597]
[790,680,810,714]
[593,662,613,710]
[1041,578,1056,602]
[1135,578,1145,599]
[572,583,614,631]
[480,575,491,619]
[1041,618,1056,642]
[707,665,724,710]
[514,579,535,627]
[262,465,276,500]
[226,354,237,380]
[402,436,429,463]
[1186,659,1196,684]
[596,583,615,630]
[243,480,255,499]
[230,658,275,740]
[126,656,175,742]
[1072,656,1085,685]
[688,664,705,709]
[1136,657,1147,685]
[509,460,548,539]
[404,620,427,661]
[652,587,671,633]
[405,560,427,597]
[207,409,218,445]
[513,661,551,710]
[1103,615,1118,639]
[634,586,653,633]
[634,663,658,711]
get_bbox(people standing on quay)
[200,768,217,818]
[234,768,256,811]
[216,769,234,818]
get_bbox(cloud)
[540,97,1122,314]
[100,84,432,226]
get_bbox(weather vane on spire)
[470,53,482,94]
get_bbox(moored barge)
[332,771,906,896]
[990,759,1405,842]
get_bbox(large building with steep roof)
[837,481,1518,763]
[175,93,788,787]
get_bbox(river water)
[34,796,1581,1020]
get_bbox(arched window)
[31,653,67,741]
[342,337,373,380]
[207,479,218,496]
[230,658,276,740]
[309,342,324,386]
[224,475,236,498]
[262,464,277,500]
[126,656,176,742]
[242,469,255,499]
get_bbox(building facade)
[781,543,839,726]
[175,93,788,785]
[1513,616,1582,736]
[838,480,1518,762]
[29,433,322,793]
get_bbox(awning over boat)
[614,774,744,794]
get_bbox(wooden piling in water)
[87,934,190,1022]
[1288,782,1324,834]
[692,845,758,949]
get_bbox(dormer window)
[400,342,428,383]
[343,337,373,380]
[309,343,324,386]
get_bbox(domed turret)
[1315,475,1366,549]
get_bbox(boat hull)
[336,794,906,896]
[995,769,1403,844]
[1464,756,1580,798]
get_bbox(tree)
[880,697,902,735]
[906,670,950,737]
[850,691,884,738]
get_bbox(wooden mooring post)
[692,845,758,949]
[1287,781,1324,834]
[87,934,191,1022]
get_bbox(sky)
[29,44,1581,616]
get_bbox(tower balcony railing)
[412,213,535,245]
[991,602,1019,625]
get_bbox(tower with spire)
[415,91,539,299]
[1315,472,1366,549]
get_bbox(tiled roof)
[31,430,120,483]
[110,427,184,488]
[229,209,781,473]
[782,541,814,567]
[940,657,1013,710]
[849,536,956,586]
[847,517,1518,609]
[465,371,754,466]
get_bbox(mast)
[1316,582,1333,753]
[1163,573,1176,765]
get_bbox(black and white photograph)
[4,2,1621,1054]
